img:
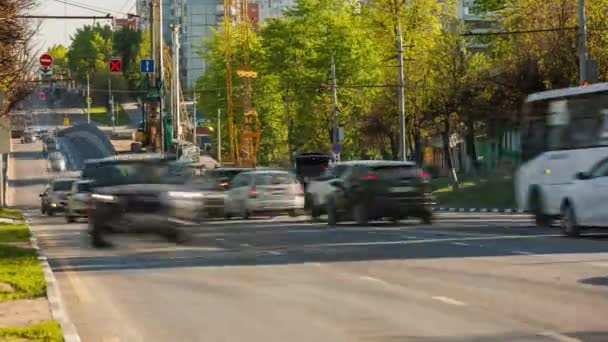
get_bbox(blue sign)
[140,59,154,73]
[332,143,341,154]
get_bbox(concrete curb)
[432,207,526,214]
[26,215,81,342]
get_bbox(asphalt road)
[10,142,608,342]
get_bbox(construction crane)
[223,0,261,167]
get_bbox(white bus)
[515,82,608,226]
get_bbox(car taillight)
[419,170,430,178]
[360,173,378,181]
[249,186,258,198]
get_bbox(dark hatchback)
[294,152,332,186]
[326,161,434,225]
[203,167,251,190]
[82,157,199,247]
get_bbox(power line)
[49,0,109,15]
[18,15,114,19]
[54,0,134,16]
[461,26,578,36]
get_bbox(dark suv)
[83,157,199,247]
[326,161,434,225]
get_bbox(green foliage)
[0,223,29,243]
[0,245,45,301]
[67,24,113,83]
[47,44,68,76]
[0,320,63,342]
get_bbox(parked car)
[224,170,305,219]
[325,161,434,226]
[560,157,608,237]
[65,180,93,223]
[47,151,66,172]
[305,161,362,219]
[84,157,200,247]
[40,178,78,215]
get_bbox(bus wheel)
[530,189,551,227]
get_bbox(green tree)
[47,44,68,76]
[67,24,113,82]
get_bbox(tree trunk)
[465,117,478,175]
[389,134,399,160]
[413,125,422,165]
[443,115,459,188]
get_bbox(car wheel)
[560,203,580,237]
[41,205,46,214]
[326,199,338,226]
[530,189,551,227]
[66,215,75,223]
[421,211,433,225]
[353,203,368,226]
[89,220,112,248]
[47,209,54,217]
[288,209,298,217]
[241,207,250,220]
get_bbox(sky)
[32,0,137,52]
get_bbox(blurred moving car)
[65,180,93,223]
[202,167,250,190]
[43,138,60,157]
[20,131,35,144]
[47,151,66,172]
[83,157,200,247]
[294,152,332,187]
[325,161,434,226]
[224,170,305,219]
[559,157,608,237]
[40,178,78,216]
[305,161,360,219]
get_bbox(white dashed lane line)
[450,242,470,246]
[512,250,534,255]
[431,296,467,306]
[266,251,282,256]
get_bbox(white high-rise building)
[257,0,296,22]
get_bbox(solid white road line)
[450,242,470,246]
[266,250,282,256]
[537,331,583,342]
[512,250,534,255]
[359,275,390,286]
[431,296,467,306]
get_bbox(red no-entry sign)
[39,53,53,68]
[109,58,122,73]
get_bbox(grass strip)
[0,320,63,342]
[0,245,45,302]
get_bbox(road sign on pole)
[140,59,154,73]
[63,116,70,126]
[39,53,53,68]
[109,58,122,73]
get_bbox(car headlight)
[91,193,117,202]
[168,191,205,199]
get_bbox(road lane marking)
[215,238,225,241]
[513,250,534,255]
[266,251,282,256]
[240,243,251,247]
[309,233,562,248]
[431,296,466,306]
[450,242,469,246]
[64,270,94,303]
[359,275,390,286]
[538,331,582,342]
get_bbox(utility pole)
[86,72,91,124]
[108,76,114,134]
[217,107,222,164]
[171,24,181,140]
[330,54,339,161]
[193,94,197,145]
[577,0,588,84]
[396,19,406,161]
[159,0,166,153]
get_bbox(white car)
[224,170,305,219]
[560,157,608,236]
[47,151,66,172]
[305,162,357,219]
[65,180,93,223]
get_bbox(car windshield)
[52,180,74,191]
[83,161,190,187]
[255,172,296,185]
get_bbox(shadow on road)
[384,331,608,342]
[10,150,42,160]
[8,177,48,188]
[34,214,608,273]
